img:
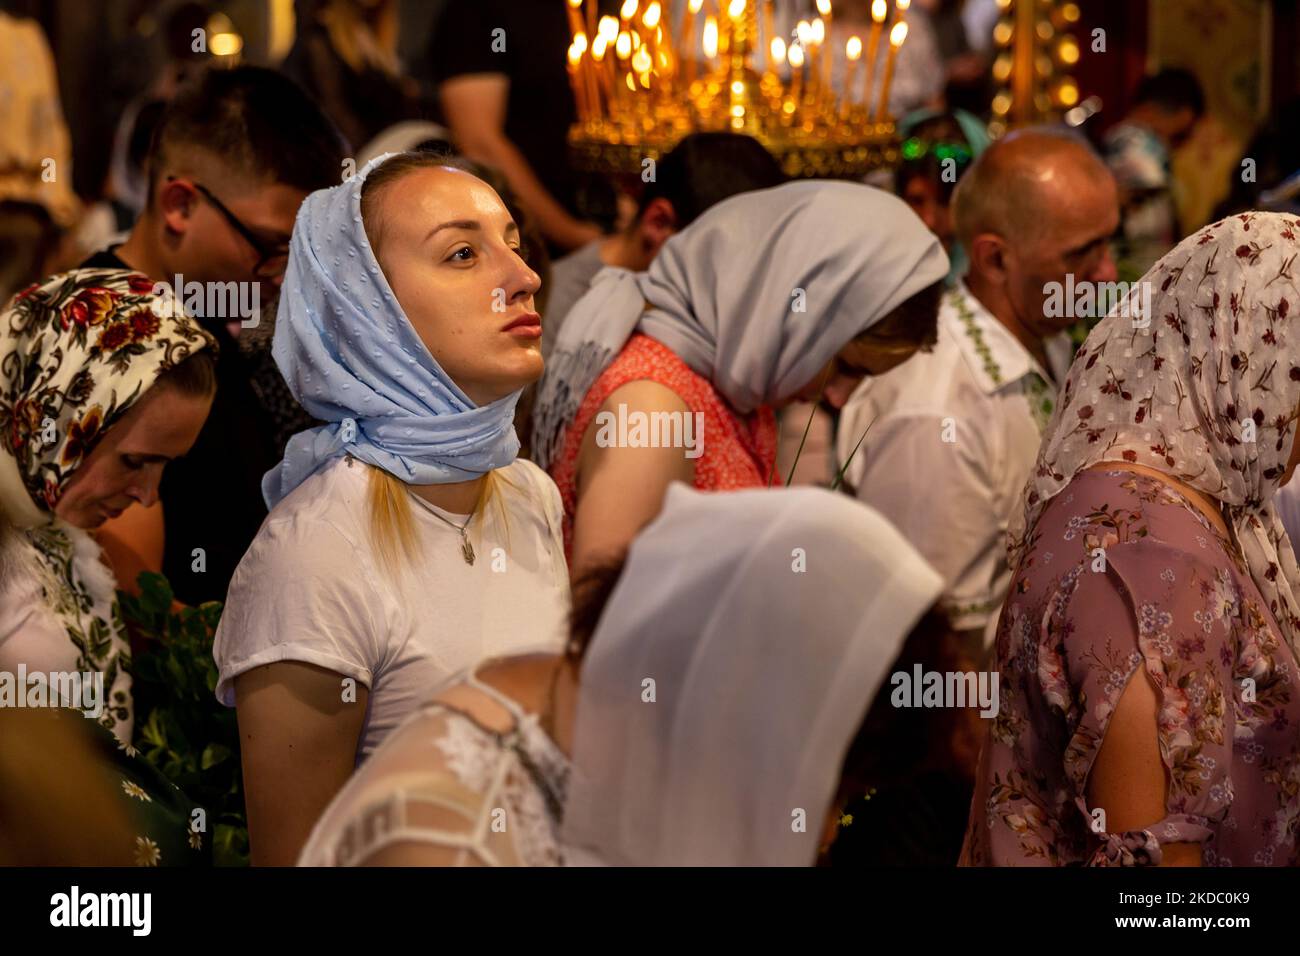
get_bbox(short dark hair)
[1134,68,1206,118]
[639,132,787,227]
[148,66,349,195]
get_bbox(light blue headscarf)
[263,153,522,509]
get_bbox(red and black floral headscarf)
[0,268,215,524]
[1012,212,1300,651]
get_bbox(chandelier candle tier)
[564,0,913,178]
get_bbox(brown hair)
[359,151,480,261]
[858,279,944,353]
[153,350,218,398]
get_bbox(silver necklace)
[408,492,477,565]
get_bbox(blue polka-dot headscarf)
[263,153,521,509]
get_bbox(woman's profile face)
[369,167,544,406]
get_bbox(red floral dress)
[548,333,777,558]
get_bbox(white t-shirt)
[213,456,570,759]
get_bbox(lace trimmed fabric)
[298,676,569,867]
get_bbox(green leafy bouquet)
[119,572,249,866]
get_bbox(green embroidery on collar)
[1024,372,1055,434]
[951,288,1003,387]
[952,288,1055,434]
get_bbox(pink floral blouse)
[962,469,1300,866]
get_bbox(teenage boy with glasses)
[77,67,347,607]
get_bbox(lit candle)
[896,0,910,24]
[619,0,638,36]
[816,0,833,97]
[566,0,584,43]
[592,32,615,116]
[682,0,703,85]
[567,42,589,122]
[809,18,825,107]
[788,41,805,112]
[841,35,861,117]
[861,0,886,106]
[702,14,718,70]
[872,20,908,123]
[616,30,635,100]
[726,0,745,59]
[763,1,777,72]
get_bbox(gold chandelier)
[988,0,1082,135]
[564,0,916,178]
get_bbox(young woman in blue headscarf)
[214,152,570,866]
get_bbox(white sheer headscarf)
[561,484,944,866]
[532,180,949,468]
[1010,212,1300,652]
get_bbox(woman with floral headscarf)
[962,212,1300,867]
[0,266,216,864]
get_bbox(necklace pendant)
[461,534,476,566]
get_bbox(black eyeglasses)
[171,177,290,279]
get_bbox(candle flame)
[592,34,609,59]
[728,0,745,20]
[702,16,718,57]
[889,20,908,46]
[689,0,704,12]
[810,18,825,44]
[872,0,887,23]
[632,46,652,72]
[897,0,911,10]
[573,31,589,54]
[599,15,619,40]
[616,31,632,57]
[816,0,832,15]
[620,0,638,19]
[795,20,810,45]
[846,35,862,60]
[567,44,581,67]
[770,36,786,65]
[787,42,805,68]
[643,1,661,29]
[567,0,581,8]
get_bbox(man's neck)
[599,231,649,272]
[113,223,171,283]
[963,272,1054,377]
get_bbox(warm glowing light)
[573,31,588,55]
[568,44,581,67]
[702,16,718,57]
[1036,19,1054,41]
[625,72,637,91]
[872,0,887,22]
[592,34,609,59]
[816,0,832,15]
[689,0,704,12]
[728,0,745,20]
[616,31,632,58]
[568,0,581,8]
[1061,3,1081,23]
[620,0,638,19]
[992,91,1011,115]
[1057,35,1080,65]
[993,21,1013,45]
[898,0,911,11]
[787,43,805,68]
[992,53,1012,81]
[1056,78,1080,107]
[811,18,825,45]
[210,32,242,56]
[643,1,661,29]
[846,35,862,60]
[770,36,787,66]
[599,15,619,40]
[731,80,745,94]
[889,21,908,46]
[631,46,652,72]
[795,20,811,45]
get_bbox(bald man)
[837,129,1120,647]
